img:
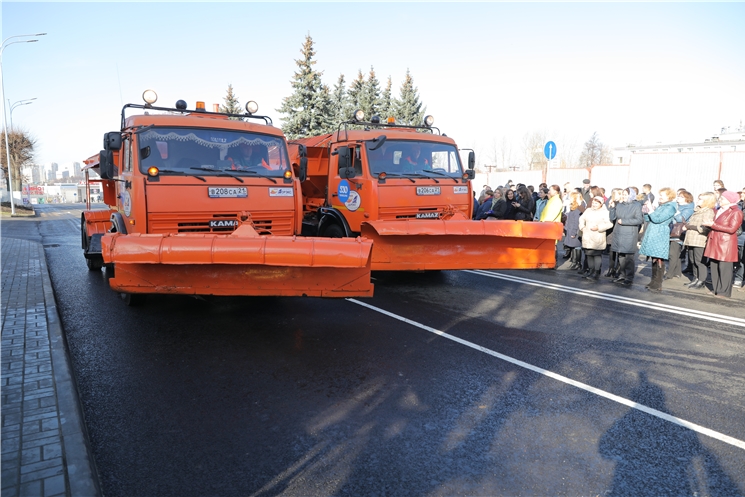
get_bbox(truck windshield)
[137,127,290,177]
[366,140,463,177]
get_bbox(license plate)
[416,186,440,196]
[208,187,247,198]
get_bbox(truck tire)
[323,223,344,238]
[86,257,103,271]
[120,293,145,306]
[81,215,88,250]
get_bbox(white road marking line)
[347,298,745,451]
[466,270,745,328]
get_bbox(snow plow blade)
[361,220,564,271]
[101,225,374,297]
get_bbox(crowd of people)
[474,179,745,299]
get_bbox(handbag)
[670,222,685,239]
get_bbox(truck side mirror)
[298,157,308,182]
[104,132,122,151]
[468,151,475,170]
[337,147,351,171]
[297,144,308,182]
[99,150,115,180]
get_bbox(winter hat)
[721,190,739,204]
[592,196,604,204]
[582,179,591,185]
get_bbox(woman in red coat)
[702,190,744,298]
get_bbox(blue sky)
[3,2,744,169]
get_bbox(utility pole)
[1,33,46,215]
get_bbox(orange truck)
[81,91,373,304]
[288,113,563,271]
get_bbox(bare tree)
[522,130,547,170]
[579,132,611,168]
[1,128,36,191]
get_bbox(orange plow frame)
[101,225,374,297]
[360,219,564,271]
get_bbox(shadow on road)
[599,371,743,496]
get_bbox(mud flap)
[361,219,564,271]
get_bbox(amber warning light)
[147,166,159,177]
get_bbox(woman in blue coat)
[666,190,695,280]
[639,187,678,292]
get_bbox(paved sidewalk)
[1,237,99,497]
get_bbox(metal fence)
[476,151,745,196]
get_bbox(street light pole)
[1,33,46,215]
[8,98,36,129]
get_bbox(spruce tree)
[359,66,381,120]
[393,69,426,126]
[345,69,366,121]
[331,74,347,127]
[277,34,334,139]
[379,76,393,120]
[219,84,243,120]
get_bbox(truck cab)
[293,118,475,239]
[81,93,374,301]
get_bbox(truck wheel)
[81,216,88,250]
[120,293,145,306]
[86,257,103,271]
[323,224,344,238]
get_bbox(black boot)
[563,247,571,259]
[568,248,580,270]
[648,261,663,291]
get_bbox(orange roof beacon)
[288,111,563,271]
[81,91,373,305]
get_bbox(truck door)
[118,137,134,227]
[329,144,368,232]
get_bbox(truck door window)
[122,138,132,172]
[353,147,363,175]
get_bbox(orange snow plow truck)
[288,113,563,271]
[81,91,373,304]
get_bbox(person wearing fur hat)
[639,187,677,292]
[608,187,644,286]
[701,190,744,298]
[577,196,613,280]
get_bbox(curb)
[38,241,101,496]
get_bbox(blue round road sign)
[544,141,557,160]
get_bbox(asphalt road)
[3,203,745,496]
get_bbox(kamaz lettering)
[209,220,238,228]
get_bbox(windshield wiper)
[379,172,416,183]
[220,169,278,184]
[189,166,245,183]
[159,168,206,182]
[420,170,460,183]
